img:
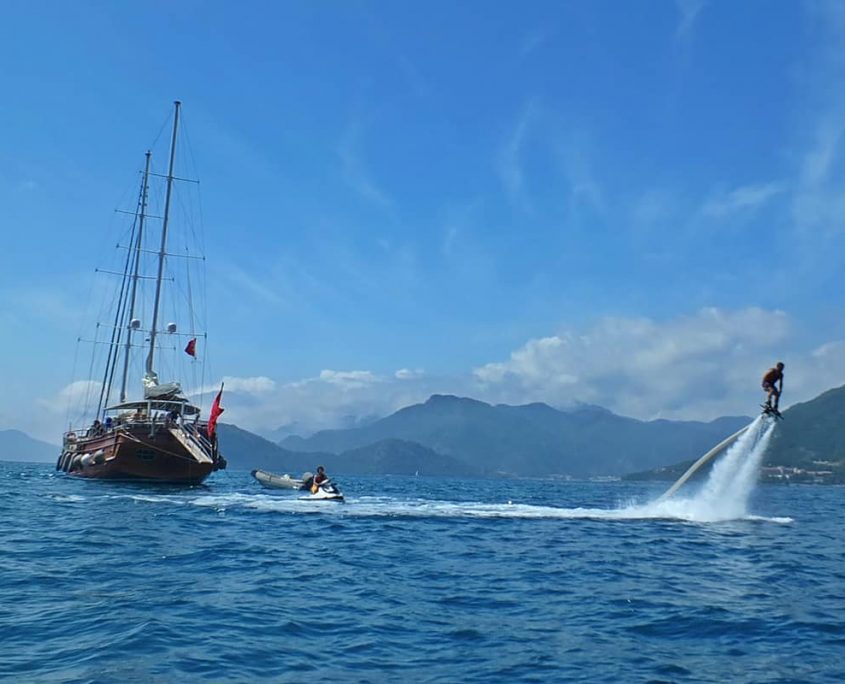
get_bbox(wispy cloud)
[38,380,102,415]
[195,376,276,398]
[215,261,284,307]
[317,369,380,389]
[788,2,845,253]
[674,0,707,43]
[792,117,845,237]
[520,29,549,58]
[339,120,393,209]
[555,134,605,219]
[497,100,537,210]
[702,182,784,218]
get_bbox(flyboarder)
[761,362,784,416]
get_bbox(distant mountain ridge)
[280,394,751,478]
[0,430,58,463]
[6,388,843,480]
[216,425,476,477]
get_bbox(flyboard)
[657,404,782,502]
[760,404,784,420]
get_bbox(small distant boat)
[55,102,226,484]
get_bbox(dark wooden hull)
[57,425,220,484]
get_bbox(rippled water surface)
[1,461,844,683]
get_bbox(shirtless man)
[762,362,784,411]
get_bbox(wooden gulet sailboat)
[56,102,227,483]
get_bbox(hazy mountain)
[259,421,308,443]
[337,439,479,477]
[217,424,470,477]
[217,424,331,474]
[0,430,58,463]
[280,395,751,477]
[261,413,382,443]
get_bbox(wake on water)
[96,415,786,525]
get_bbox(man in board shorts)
[762,362,784,410]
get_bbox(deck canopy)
[105,399,201,416]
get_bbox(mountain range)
[217,424,478,478]
[5,387,843,481]
[274,395,750,478]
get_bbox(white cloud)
[317,369,380,388]
[473,308,794,420]
[223,376,275,394]
[202,309,845,437]
[395,368,424,380]
[702,182,784,218]
[220,367,442,437]
[38,380,102,414]
[26,380,103,442]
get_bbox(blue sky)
[2,0,845,442]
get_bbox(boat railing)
[177,422,214,455]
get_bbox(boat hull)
[58,426,219,484]
[251,469,308,490]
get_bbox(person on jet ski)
[309,465,328,493]
[762,362,784,411]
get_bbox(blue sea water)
[1,460,844,683]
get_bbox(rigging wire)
[179,114,212,412]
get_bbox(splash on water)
[638,415,779,522]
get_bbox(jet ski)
[301,479,344,502]
[251,469,313,490]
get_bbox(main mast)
[120,150,152,402]
[144,100,180,389]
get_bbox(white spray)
[649,415,777,522]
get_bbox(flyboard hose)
[656,422,752,502]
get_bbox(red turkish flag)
[184,338,197,357]
[208,385,224,438]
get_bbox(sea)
[2,417,844,683]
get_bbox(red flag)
[208,384,224,438]
[184,338,197,357]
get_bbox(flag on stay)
[208,384,224,438]
[184,338,197,357]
